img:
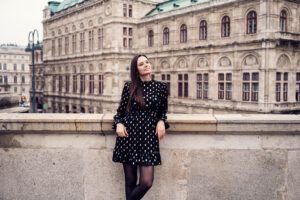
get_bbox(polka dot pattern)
[112,79,169,166]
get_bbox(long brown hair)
[126,55,149,113]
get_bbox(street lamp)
[25,29,42,113]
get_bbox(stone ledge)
[0,113,300,134]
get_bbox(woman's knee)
[140,179,153,189]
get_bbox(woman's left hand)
[155,120,166,141]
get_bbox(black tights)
[122,163,154,200]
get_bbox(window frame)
[221,16,230,37]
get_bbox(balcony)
[0,113,300,200]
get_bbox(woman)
[112,55,169,200]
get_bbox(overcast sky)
[0,0,52,46]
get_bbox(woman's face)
[137,56,151,77]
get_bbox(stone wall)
[0,113,300,200]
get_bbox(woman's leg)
[123,163,138,200]
[128,165,154,200]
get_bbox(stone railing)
[0,113,300,200]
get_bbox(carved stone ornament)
[277,54,291,68]
[58,29,62,35]
[161,61,170,69]
[219,56,231,67]
[198,57,208,68]
[89,64,94,71]
[72,25,76,31]
[88,20,93,27]
[179,59,187,68]
[80,23,84,29]
[244,55,258,66]
[105,5,112,16]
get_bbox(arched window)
[199,20,207,40]
[148,30,154,47]
[247,11,257,34]
[163,27,169,45]
[280,10,287,32]
[221,16,230,37]
[180,24,187,43]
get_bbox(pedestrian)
[112,54,169,200]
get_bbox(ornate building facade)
[0,44,31,102]
[41,0,300,114]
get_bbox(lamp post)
[25,29,42,113]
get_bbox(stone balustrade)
[0,113,300,200]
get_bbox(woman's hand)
[155,120,166,141]
[116,123,128,137]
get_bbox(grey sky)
[0,0,52,46]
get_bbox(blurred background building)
[37,0,300,114]
[0,44,31,109]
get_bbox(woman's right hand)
[116,123,128,137]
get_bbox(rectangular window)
[226,73,232,100]
[283,83,288,102]
[52,76,56,92]
[242,72,259,102]
[276,72,281,81]
[89,75,94,94]
[251,73,259,101]
[204,74,208,99]
[283,73,288,102]
[178,74,183,97]
[4,63,7,70]
[243,83,250,101]
[66,75,70,93]
[276,83,281,102]
[197,74,202,99]
[161,73,171,96]
[52,39,55,56]
[98,28,103,50]
[129,28,132,36]
[72,34,77,54]
[4,76,8,84]
[14,64,17,71]
[65,36,69,55]
[80,75,85,93]
[178,74,188,97]
[296,73,300,102]
[218,73,224,99]
[73,75,77,93]
[14,76,17,83]
[123,4,127,17]
[0,76,2,83]
[99,74,103,94]
[129,38,132,48]
[80,32,85,53]
[123,38,127,47]
[89,30,94,52]
[58,38,62,56]
[129,5,132,17]
[0,63,2,70]
[123,27,127,35]
[276,72,288,102]
[22,64,25,71]
[59,75,62,92]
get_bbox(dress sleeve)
[156,82,170,130]
[112,82,130,131]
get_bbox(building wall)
[40,0,300,114]
[0,45,31,103]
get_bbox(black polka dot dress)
[112,79,169,166]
